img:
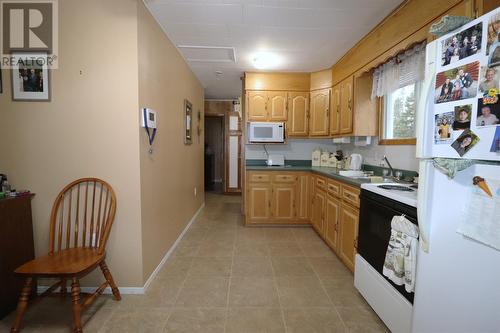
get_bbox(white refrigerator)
[413,8,500,333]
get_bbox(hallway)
[1,193,387,332]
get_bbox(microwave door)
[254,126,274,140]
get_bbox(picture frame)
[0,66,3,94]
[184,99,193,145]
[11,53,51,101]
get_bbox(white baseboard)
[142,202,205,292]
[36,202,206,296]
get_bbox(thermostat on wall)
[141,108,157,129]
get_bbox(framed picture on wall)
[0,65,3,93]
[184,99,193,145]
[11,53,50,101]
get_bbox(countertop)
[245,164,370,187]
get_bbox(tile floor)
[0,193,388,333]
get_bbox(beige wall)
[137,2,205,281]
[0,0,205,288]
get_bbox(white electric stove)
[360,182,418,207]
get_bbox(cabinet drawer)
[327,179,341,197]
[341,185,360,208]
[249,173,271,183]
[315,176,327,191]
[273,174,297,183]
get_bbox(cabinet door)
[247,183,272,222]
[288,92,309,136]
[268,91,287,121]
[296,174,310,220]
[311,189,326,235]
[330,84,341,136]
[340,77,354,134]
[325,195,340,253]
[272,183,296,220]
[247,91,268,121]
[339,203,359,272]
[309,89,330,136]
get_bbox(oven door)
[357,189,418,304]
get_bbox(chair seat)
[15,248,105,276]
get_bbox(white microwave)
[248,122,285,143]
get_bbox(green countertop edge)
[245,160,418,187]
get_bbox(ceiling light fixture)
[252,52,282,70]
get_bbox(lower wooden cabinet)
[338,203,360,272]
[324,195,341,252]
[245,170,360,273]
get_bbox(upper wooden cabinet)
[330,85,341,136]
[340,76,354,135]
[309,88,330,136]
[268,92,288,121]
[247,91,268,121]
[287,92,309,137]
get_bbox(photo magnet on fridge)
[435,61,479,104]
[451,129,480,156]
[441,22,482,66]
[452,104,472,130]
[435,112,454,144]
[486,11,500,66]
[478,66,500,95]
[476,91,500,127]
[490,126,500,152]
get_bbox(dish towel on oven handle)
[382,215,420,293]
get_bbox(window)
[381,82,421,144]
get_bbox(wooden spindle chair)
[11,178,121,333]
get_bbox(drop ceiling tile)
[149,2,243,25]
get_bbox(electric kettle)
[350,154,363,170]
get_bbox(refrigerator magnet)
[435,61,480,104]
[490,127,500,152]
[435,112,454,144]
[476,92,500,127]
[451,129,480,156]
[452,104,472,130]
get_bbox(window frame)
[378,83,420,145]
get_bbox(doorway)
[204,115,225,193]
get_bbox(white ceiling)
[145,0,403,99]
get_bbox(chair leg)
[60,278,67,296]
[71,278,82,333]
[11,277,33,333]
[99,261,121,301]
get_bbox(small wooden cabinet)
[246,171,307,225]
[325,191,341,252]
[339,203,359,272]
[339,76,354,135]
[287,92,309,137]
[0,196,35,319]
[247,91,287,122]
[309,88,330,136]
[311,187,326,234]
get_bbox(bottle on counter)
[320,151,330,167]
[1,179,11,193]
[328,154,338,168]
[312,149,321,167]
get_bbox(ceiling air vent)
[177,45,236,63]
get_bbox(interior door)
[268,91,287,121]
[309,88,330,136]
[288,92,309,136]
[340,76,354,134]
[247,91,268,121]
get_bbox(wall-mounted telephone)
[141,108,157,154]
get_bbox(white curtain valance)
[371,42,427,100]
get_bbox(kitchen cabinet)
[268,91,288,121]
[247,91,287,122]
[325,195,341,253]
[247,91,268,121]
[296,173,311,220]
[287,92,309,137]
[339,76,354,135]
[247,183,272,222]
[246,171,307,225]
[311,187,326,234]
[309,88,330,136]
[330,84,341,136]
[339,203,359,272]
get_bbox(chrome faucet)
[383,155,395,177]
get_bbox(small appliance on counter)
[350,154,363,170]
[266,154,285,166]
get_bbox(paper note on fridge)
[457,178,500,251]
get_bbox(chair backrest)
[48,178,116,255]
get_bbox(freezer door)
[412,163,500,333]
